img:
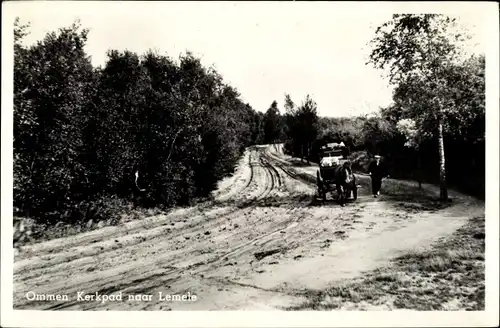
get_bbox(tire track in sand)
[14,147,305,308]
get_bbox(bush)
[13,20,266,228]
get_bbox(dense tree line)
[14,19,264,224]
[368,14,485,200]
[262,101,284,144]
[282,94,319,164]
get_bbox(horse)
[334,162,357,207]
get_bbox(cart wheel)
[339,193,345,207]
[317,184,323,200]
[317,185,324,200]
[316,172,322,195]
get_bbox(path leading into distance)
[13,144,483,310]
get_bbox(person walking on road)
[368,155,388,198]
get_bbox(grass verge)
[285,214,485,311]
[13,197,167,248]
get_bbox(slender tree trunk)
[306,142,311,165]
[437,120,448,200]
[417,148,422,189]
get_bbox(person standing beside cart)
[368,155,388,198]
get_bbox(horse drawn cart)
[316,143,357,206]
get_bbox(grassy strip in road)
[285,214,485,311]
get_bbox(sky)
[9,1,486,118]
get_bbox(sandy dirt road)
[13,145,484,310]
